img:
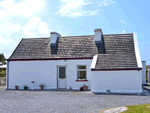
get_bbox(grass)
[122,104,150,113]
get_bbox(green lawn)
[122,104,150,113]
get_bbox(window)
[77,66,87,80]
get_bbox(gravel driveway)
[0,88,150,113]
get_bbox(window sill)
[76,80,88,82]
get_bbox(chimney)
[94,28,103,42]
[50,32,61,44]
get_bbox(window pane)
[78,71,86,79]
[59,67,65,78]
[78,66,86,69]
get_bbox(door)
[58,66,67,88]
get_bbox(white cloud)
[0,0,46,42]
[0,0,47,59]
[61,34,66,36]
[122,30,125,34]
[56,0,98,17]
[120,20,126,24]
[0,36,14,45]
[97,0,115,6]
[0,19,20,37]
[0,0,45,18]
[22,17,50,37]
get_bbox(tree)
[0,53,6,65]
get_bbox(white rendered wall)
[148,69,150,83]
[91,70,142,93]
[50,34,59,44]
[142,61,146,84]
[8,59,142,92]
[9,61,57,89]
[94,32,102,42]
[56,59,92,90]
[6,61,9,89]
[91,55,98,69]
[8,59,92,90]
[133,33,142,68]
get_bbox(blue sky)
[0,0,150,64]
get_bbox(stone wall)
[0,77,6,86]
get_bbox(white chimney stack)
[94,28,103,42]
[50,32,61,44]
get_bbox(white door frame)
[57,65,67,89]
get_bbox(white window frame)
[77,65,87,80]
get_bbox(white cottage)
[6,29,143,93]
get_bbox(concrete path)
[103,107,128,113]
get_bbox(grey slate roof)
[95,34,138,69]
[9,35,104,59]
[8,33,138,69]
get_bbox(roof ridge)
[23,37,50,39]
[21,33,133,39]
[103,33,133,36]
[60,35,94,38]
